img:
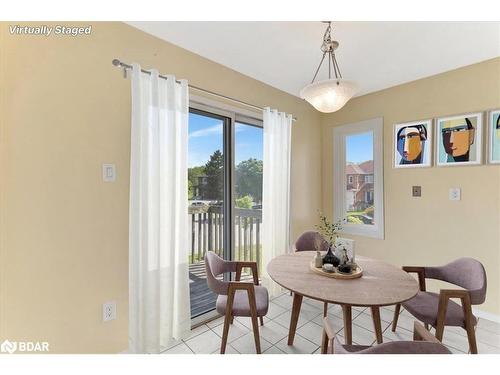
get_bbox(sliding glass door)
[188,108,229,319]
[187,106,263,321]
[233,120,263,278]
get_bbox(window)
[333,118,384,239]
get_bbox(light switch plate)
[412,186,421,197]
[449,187,461,201]
[102,164,116,182]
[103,301,116,322]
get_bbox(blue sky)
[346,131,373,164]
[188,112,263,167]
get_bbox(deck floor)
[189,262,217,317]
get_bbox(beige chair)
[322,318,451,354]
[205,251,269,354]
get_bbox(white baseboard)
[472,308,500,324]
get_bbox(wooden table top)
[267,251,419,307]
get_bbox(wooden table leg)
[287,293,303,345]
[371,306,383,344]
[342,305,352,345]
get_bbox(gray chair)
[293,230,329,252]
[392,258,487,354]
[205,251,269,354]
[293,231,330,316]
[322,318,451,354]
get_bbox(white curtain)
[261,107,293,298]
[128,64,191,354]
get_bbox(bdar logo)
[1,340,17,354]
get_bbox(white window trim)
[333,117,384,239]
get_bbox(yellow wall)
[0,22,322,353]
[321,58,500,316]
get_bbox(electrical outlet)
[103,301,116,322]
[449,187,461,201]
[412,186,421,197]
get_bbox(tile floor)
[163,291,500,354]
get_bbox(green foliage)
[188,180,193,200]
[236,158,263,203]
[203,150,224,200]
[235,195,254,209]
[347,215,363,224]
[364,206,374,218]
[316,213,345,246]
[188,165,205,199]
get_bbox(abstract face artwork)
[489,110,500,164]
[437,113,482,166]
[442,118,475,161]
[394,120,431,168]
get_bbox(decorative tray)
[309,261,363,279]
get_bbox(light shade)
[300,79,359,113]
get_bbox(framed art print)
[488,109,500,164]
[393,119,432,168]
[436,112,483,167]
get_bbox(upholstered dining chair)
[321,318,451,354]
[293,231,331,316]
[391,258,487,354]
[293,230,329,253]
[205,251,269,354]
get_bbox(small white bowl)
[322,264,335,273]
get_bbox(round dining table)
[267,251,419,346]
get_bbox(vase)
[322,246,340,266]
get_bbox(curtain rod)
[112,59,297,121]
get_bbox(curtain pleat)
[261,107,293,298]
[129,64,191,354]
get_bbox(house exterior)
[346,160,374,211]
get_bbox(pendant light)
[300,22,358,113]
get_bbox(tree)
[236,158,263,203]
[188,165,205,199]
[235,195,254,209]
[203,150,224,200]
[188,180,194,200]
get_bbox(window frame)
[333,117,384,239]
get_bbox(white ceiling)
[127,21,500,98]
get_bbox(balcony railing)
[188,206,262,269]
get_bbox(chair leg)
[435,324,445,342]
[321,329,329,354]
[220,314,231,354]
[424,323,430,330]
[464,324,478,354]
[392,303,401,332]
[230,316,234,324]
[221,285,236,354]
[259,316,264,326]
[250,312,261,354]
[462,300,478,354]
[247,286,261,354]
[323,302,328,317]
